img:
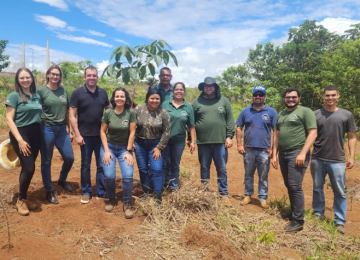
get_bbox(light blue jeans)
[243,148,270,201]
[162,141,186,190]
[100,143,134,202]
[311,158,347,225]
[198,144,228,196]
[40,125,74,192]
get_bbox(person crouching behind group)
[100,88,136,218]
[134,89,171,207]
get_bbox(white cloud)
[96,60,110,74]
[32,0,69,11]
[318,17,360,34]
[88,30,106,37]
[57,34,113,47]
[115,39,129,45]
[34,15,67,28]
[4,44,84,72]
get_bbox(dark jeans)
[162,141,186,190]
[9,123,42,200]
[279,151,310,223]
[134,137,163,194]
[40,125,74,192]
[80,136,106,196]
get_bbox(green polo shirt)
[37,86,69,126]
[102,108,136,146]
[276,106,317,153]
[162,99,195,144]
[150,84,173,104]
[5,91,42,127]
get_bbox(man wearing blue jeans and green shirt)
[69,66,111,204]
[272,87,317,232]
[192,77,235,202]
[236,86,277,208]
[311,85,357,234]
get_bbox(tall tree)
[0,40,10,72]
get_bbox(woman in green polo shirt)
[5,67,42,216]
[37,65,74,205]
[100,87,136,218]
[162,82,196,191]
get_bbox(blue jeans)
[134,137,163,194]
[197,144,228,196]
[243,148,270,201]
[311,158,347,225]
[40,125,74,192]
[162,141,186,190]
[80,136,106,196]
[100,143,134,202]
[279,151,310,222]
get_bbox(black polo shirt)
[70,85,110,136]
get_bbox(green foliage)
[258,231,276,246]
[103,40,178,85]
[0,40,10,72]
[269,195,290,210]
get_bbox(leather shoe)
[46,191,59,204]
[58,180,73,192]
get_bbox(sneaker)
[154,193,162,209]
[123,202,134,219]
[284,220,303,232]
[240,195,251,206]
[260,200,268,209]
[105,199,116,213]
[25,199,37,210]
[96,194,108,201]
[277,212,292,220]
[16,198,29,216]
[336,224,345,234]
[81,194,90,204]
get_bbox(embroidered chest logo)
[122,120,129,127]
[218,106,225,114]
[59,95,67,103]
[181,111,188,117]
[155,117,162,124]
[262,114,269,121]
[288,114,298,121]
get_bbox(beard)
[285,102,299,109]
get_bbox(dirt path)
[0,128,359,259]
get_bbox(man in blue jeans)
[192,77,235,203]
[311,85,357,234]
[69,66,111,204]
[236,86,277,208]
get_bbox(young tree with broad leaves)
[0,40,10,72]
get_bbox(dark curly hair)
[110,87,132,108]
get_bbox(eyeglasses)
[284,96,298,100]
[160,74,171,77]
[50,72,60,77]
[253,93,265,97]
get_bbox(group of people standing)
[5,66,357,234]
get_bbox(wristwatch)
[127,149,132,153]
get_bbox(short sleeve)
[102,109,110,124]
[5,92,19,109]
[271,108,278,129]
[187,104,195,127]
[69,89,79,108]
[236,109,245,127]
[346,112,357,132]
[129,109,136,123]
[303,108,317,130]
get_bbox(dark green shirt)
[37,86,69,126]
[192,95,235,144]
[276,106,317,153]
[5,91,42,127]
[102,108,136,146]
[150,84,173,104]
[162,99,195,144]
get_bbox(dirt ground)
[0,127,359,260]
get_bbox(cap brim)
[0,139,20,170]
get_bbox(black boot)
[46,191,59,204]
[154,193,162,209]
[58,180,73,192]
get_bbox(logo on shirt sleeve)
[218,106,225,114]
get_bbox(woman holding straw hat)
[37,64,74,204]
[5,67,42,216]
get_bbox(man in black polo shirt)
[69,66,111,204]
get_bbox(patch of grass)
[259,231,276,246]
[269,195,290,210]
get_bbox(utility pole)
[46,40,50,70]
[22,42,25,67]
[29,48,34,71]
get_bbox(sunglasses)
[253,93,265,97]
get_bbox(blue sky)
[2,0,360,86]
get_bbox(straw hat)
[0,139,21,170]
